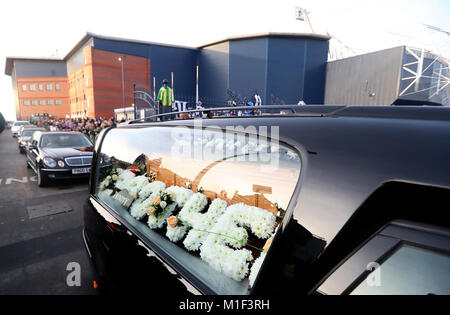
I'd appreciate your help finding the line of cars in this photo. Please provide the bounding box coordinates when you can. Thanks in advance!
[12,121,94,187]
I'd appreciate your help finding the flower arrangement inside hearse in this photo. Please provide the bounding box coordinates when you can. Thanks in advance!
[97,156,285,288]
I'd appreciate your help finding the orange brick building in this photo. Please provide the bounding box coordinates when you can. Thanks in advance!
[67,46,150,119]
[5,34,157,120]
[16,76,70,119]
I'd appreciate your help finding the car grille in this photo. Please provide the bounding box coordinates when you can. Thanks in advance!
[64,156,93,167]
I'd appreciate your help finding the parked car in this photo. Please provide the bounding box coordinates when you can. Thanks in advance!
[11,120,32,137]
[25,131,94,187]
[17,127,46,153]
[17,124,43,139]
[83,105,450,295]
[0,112,5,133]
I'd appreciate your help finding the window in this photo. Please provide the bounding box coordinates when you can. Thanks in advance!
[94,127,301,295]
[47,99,54,105]
[22,84,27,91]
[38,84,44,91]
[31,100,38,106]
[350,245,450,295]
[55,83,60,91]
[21,129,40,137]
[40,134,92,148]
[30,84,36,91]
[46,83,52,91]
[55,99,62,105]
[39,100,46,106]
[23,100,30,106]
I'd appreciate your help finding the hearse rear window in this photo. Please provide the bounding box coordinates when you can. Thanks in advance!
[94,126,301,294]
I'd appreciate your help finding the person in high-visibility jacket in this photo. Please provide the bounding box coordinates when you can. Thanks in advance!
[158,79,172,120]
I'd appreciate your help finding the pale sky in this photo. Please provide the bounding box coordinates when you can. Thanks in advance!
[1,0,449,120]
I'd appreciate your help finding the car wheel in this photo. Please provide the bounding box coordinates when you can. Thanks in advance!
[37,166,49,187]
[19,147,24,154]
[26,160,31,168]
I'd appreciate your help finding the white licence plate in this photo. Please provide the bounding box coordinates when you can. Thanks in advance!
[72,167,91,174]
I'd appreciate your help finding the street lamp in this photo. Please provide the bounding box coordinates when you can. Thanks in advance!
[118,56,126,119]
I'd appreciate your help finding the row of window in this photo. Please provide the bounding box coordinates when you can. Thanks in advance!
[23,99,62,106]
[71,94,87,103]
[69,77,89,89]
[22,83,61,92]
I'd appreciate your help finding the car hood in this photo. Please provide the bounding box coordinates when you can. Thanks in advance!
[40,147,94,159]
[20,136,32,142]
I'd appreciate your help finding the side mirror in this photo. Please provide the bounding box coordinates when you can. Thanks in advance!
[28,144,37,150]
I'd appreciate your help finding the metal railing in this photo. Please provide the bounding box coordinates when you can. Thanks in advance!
[126,105,340,124]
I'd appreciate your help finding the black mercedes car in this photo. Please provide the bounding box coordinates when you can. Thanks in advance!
[17,127,46,153]
[25,131,94,187]
[0,112,5,133]
[83,105,450,296]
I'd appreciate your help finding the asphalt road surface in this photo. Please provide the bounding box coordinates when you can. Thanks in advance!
[0,129,98,294]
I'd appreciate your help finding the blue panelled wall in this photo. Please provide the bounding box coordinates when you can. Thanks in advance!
[92,37,198,101]
[85,33,330,108]
[198,34,330,107]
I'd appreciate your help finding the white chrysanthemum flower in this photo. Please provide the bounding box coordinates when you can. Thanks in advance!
[166,225,187,243]
[147,203,177,229]
[200,239,252,281]
[198,202,275,281]
[181,198,227,251]
[225,203,276,239]
[249,253,266,287]
[139,181,166,199]
[166,186,193,207]
[122,175,148,196]
[129,196,154,220]
[178,193,207,222]
[114,170,136,190]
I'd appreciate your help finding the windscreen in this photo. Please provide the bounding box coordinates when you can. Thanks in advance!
[40,134,92,148]
[14,121,30,126]
[21,129,41,137]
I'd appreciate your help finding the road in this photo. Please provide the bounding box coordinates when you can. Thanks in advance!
[0,129,98,294]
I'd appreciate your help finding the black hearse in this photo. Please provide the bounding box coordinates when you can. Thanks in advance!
[83,105,450,295]
[25,131,94,187]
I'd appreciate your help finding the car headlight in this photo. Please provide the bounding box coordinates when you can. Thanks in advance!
[43,157,57,168]
[58,160,65,167]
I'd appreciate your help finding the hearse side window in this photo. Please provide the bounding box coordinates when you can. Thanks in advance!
[350,245,450,295]
[94,126,301,295]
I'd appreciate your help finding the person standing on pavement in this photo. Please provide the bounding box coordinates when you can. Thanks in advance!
[252,91,262,106]
[158,79,173,121]
[251,91,262,115]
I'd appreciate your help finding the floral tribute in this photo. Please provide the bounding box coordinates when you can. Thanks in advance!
[98,157,280,289]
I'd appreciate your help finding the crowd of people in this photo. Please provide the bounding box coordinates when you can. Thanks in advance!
[32,117,119,143]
